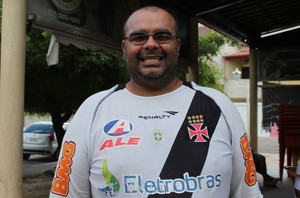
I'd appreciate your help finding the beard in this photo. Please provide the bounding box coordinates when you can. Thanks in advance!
[126,58,178,90]
[138,66,166,79]
[123,48,179,89]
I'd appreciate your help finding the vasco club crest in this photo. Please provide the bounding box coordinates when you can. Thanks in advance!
[187,115,209,142]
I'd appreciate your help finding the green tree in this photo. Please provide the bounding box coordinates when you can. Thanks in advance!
[198,31,236,91]
[25,29,129,150]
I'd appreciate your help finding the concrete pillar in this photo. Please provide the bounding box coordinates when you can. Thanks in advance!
[249,48,258,151]
[0,0,26,197]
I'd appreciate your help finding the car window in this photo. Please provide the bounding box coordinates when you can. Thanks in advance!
[24,124,54,134]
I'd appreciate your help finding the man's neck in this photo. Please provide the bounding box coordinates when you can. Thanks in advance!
[125,78,183,96]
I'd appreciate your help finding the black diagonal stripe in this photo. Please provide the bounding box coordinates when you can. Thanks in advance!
[148,90,221,197]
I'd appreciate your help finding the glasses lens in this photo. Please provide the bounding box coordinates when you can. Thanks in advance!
[126,31,175,45]
[153,31,173,44]
[129,33,148,45]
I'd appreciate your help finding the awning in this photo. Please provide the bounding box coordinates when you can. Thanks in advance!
[223,49,249,61]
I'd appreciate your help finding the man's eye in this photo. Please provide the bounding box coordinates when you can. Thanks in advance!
[130,34,147,41]
[155,32,172,40]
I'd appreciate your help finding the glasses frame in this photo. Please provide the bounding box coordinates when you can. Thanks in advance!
[123,31,177,46]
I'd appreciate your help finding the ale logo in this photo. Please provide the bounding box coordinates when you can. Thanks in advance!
[103,119,134,136]
[100,120,140,151]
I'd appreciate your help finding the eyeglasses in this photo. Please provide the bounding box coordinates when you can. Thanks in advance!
[124,31,177,45]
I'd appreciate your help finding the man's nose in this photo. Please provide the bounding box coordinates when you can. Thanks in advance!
[143,35,159,50]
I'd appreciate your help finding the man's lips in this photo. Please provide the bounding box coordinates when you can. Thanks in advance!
[138,51,165,62]
[141,56,163,62]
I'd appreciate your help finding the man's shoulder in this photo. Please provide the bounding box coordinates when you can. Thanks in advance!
[80,84,121,108]
[186,81,234,109]
[187,82,227,99]
[89,84,120,99]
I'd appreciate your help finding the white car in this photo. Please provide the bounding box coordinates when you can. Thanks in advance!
[23,121,69,160]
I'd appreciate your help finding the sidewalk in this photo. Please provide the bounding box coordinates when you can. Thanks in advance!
[23,162,56,198]
[23,161,57,178]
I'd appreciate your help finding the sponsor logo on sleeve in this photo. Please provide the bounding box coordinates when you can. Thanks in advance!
[240,133,257,186]
[51,141,76,196]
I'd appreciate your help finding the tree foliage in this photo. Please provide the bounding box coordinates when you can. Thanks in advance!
[25,29,129,146]
[198,31,237,91]
[25,30,128,115]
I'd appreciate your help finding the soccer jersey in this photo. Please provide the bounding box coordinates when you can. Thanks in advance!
[49,82,262,198]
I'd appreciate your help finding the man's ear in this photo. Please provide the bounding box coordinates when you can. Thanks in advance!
[177,38,181,53]
[122,40,126,56]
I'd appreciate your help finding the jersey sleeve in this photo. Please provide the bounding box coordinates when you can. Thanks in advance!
[191,82,263,198]
[49,86,118,198]
[223,100,262,198]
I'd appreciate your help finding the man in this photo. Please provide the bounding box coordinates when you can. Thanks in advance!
[49,6,263,197]
[252,150,279,187]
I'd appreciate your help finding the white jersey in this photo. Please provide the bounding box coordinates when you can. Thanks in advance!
[50,82,263,198]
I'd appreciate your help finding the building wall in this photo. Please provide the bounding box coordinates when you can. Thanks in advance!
[198,24,262,100]
[198,23,263,135]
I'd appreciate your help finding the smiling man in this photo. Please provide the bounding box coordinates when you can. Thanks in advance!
[122,6,182,95]
[50,5,262,198]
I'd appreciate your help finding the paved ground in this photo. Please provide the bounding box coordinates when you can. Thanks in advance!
[22,136,296,197]
[22,171,54,198]
[257,136,295,198]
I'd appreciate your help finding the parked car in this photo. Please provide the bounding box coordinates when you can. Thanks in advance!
[23,121,69,160]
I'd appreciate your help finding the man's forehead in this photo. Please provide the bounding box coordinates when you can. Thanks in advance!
[125,8,175,32]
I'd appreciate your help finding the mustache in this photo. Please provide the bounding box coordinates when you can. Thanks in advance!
[137,50,166,59]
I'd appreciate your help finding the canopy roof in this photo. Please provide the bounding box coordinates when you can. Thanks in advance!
[161,0,300,47]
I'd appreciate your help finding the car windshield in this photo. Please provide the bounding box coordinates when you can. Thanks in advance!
[24,123,53,134]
